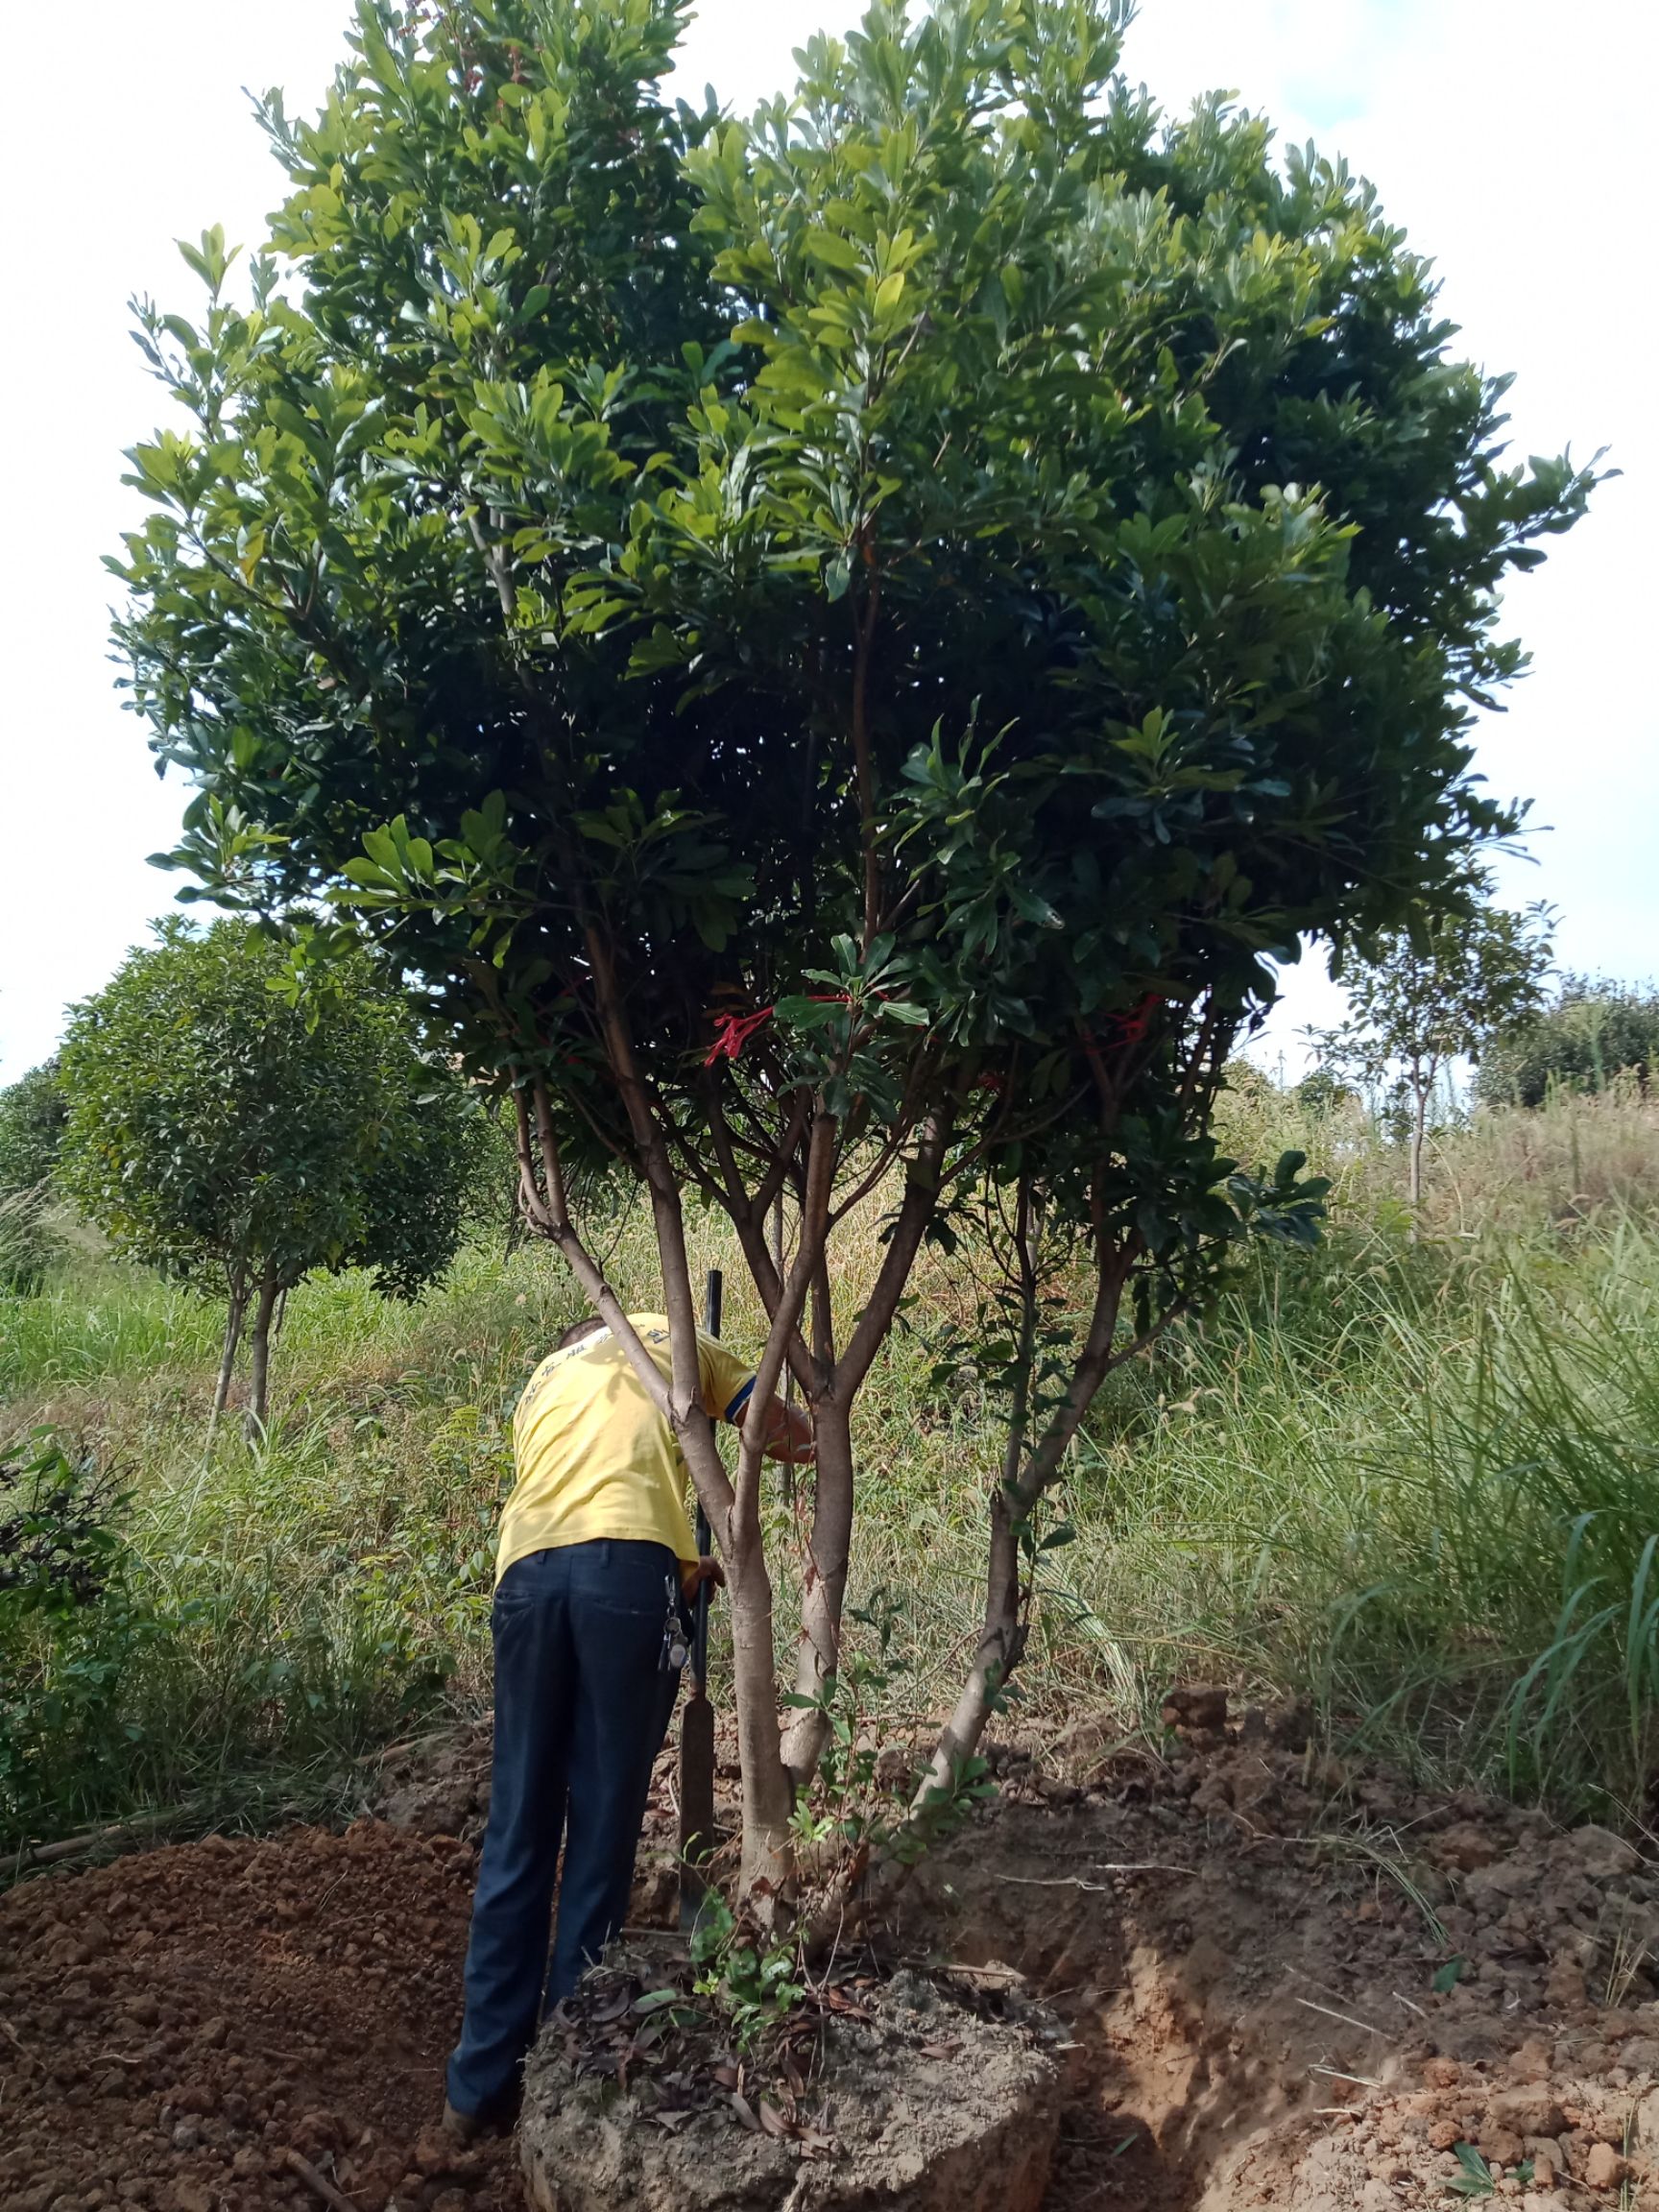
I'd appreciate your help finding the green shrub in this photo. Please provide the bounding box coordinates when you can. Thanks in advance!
[0,1432,139,1838]
[1479,976,1659,1108]
[0,1418,487,1854]
[0,1061,66,1196]
[0,1189,62,1297]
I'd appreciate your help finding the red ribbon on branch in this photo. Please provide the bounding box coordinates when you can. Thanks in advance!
[705,1007,777,1065]
[704,994,861,1068]
[1107,991,1166,1046]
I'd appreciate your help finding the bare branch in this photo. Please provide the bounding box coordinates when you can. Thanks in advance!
[732,1113,835,1528]
[836,1102,957,1395]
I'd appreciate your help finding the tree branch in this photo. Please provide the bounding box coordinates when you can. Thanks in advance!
[835,1102,956,1396]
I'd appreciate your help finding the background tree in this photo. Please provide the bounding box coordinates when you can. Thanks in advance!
[58,919,485,1431]
[1477,975,1659,1108]
[0,1063,67,1198]
[1311,887,1553,1210]
[113,0,1596,1896]
[0,1065,69,1298]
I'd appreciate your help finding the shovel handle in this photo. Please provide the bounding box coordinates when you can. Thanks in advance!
[693,1269,722,1692]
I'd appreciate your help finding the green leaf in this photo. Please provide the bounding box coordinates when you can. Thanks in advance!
[1445,2141,1494,2198]
[805,228,864,276]
[874,269,906,319]
[1431,1955,1466,1994]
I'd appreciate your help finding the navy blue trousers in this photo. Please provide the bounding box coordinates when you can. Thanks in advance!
[445,1539,683,2117]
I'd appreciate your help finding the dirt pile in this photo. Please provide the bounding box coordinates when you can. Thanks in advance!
[3,1702,1656,2212]
[0,1820,520,2212]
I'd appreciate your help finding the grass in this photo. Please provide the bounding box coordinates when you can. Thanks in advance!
[4,1082,1659,1856]
[1047,1214,1659,1809]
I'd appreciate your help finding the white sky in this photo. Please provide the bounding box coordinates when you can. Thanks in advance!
[1,0,1650,1083]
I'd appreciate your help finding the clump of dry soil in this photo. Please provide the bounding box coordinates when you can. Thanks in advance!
[0,1820,521,2212]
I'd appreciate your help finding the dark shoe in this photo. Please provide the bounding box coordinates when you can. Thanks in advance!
[441,2099,483,2145]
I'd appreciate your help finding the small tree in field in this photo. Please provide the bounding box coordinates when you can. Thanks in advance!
[1310,889,1552,1210]
[58,920,484,1431]
[112,0,1595,1897]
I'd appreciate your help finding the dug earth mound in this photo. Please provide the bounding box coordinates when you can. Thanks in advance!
[1,1701,1656,2210]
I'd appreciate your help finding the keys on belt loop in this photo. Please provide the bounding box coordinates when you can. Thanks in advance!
[660,1573,690,1674]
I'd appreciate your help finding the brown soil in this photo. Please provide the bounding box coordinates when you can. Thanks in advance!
[4,1699,1658,2212]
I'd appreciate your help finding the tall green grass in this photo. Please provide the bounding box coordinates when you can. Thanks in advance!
[4,1086,1659,1851]
[1016,1215,1659,1815]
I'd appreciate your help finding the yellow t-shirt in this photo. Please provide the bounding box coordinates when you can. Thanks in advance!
[495,1313,756,1585]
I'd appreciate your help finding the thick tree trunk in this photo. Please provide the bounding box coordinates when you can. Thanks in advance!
[244,1266,280,1439]
[780,1393,854,1783]
[208,1273,249,1438]
[726,1524,798,1901]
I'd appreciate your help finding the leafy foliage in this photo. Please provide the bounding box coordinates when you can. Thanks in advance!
[687,1894,808,2050]
[1478,974,1659,1108]
[0,1061,67,1196]
[108,0,1598,1861]
[56,918,486,1422]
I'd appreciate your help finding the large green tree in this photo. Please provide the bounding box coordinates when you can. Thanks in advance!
[112,0,1596,1892]
[59,920,485,1431]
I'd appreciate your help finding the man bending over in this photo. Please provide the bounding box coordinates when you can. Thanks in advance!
[444,1308,812,2134]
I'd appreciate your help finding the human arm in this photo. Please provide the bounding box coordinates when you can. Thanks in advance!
[697,1329,816,1466]
[679,1553,726,1602]
[736,1392,816,1466]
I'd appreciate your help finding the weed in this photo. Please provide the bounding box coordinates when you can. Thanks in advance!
[1445,2141,1497,2198]
[1604,1911,1652,2010]
[0,1190,62,1299]
[688,1895,807,2050]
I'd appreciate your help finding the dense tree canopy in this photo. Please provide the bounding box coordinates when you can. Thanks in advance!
[58,919,484,1428]
[119,1,1592,1113]
[111,0,1598,1885]
[0,1064,67,1199]
[1477,976,1659,1108]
